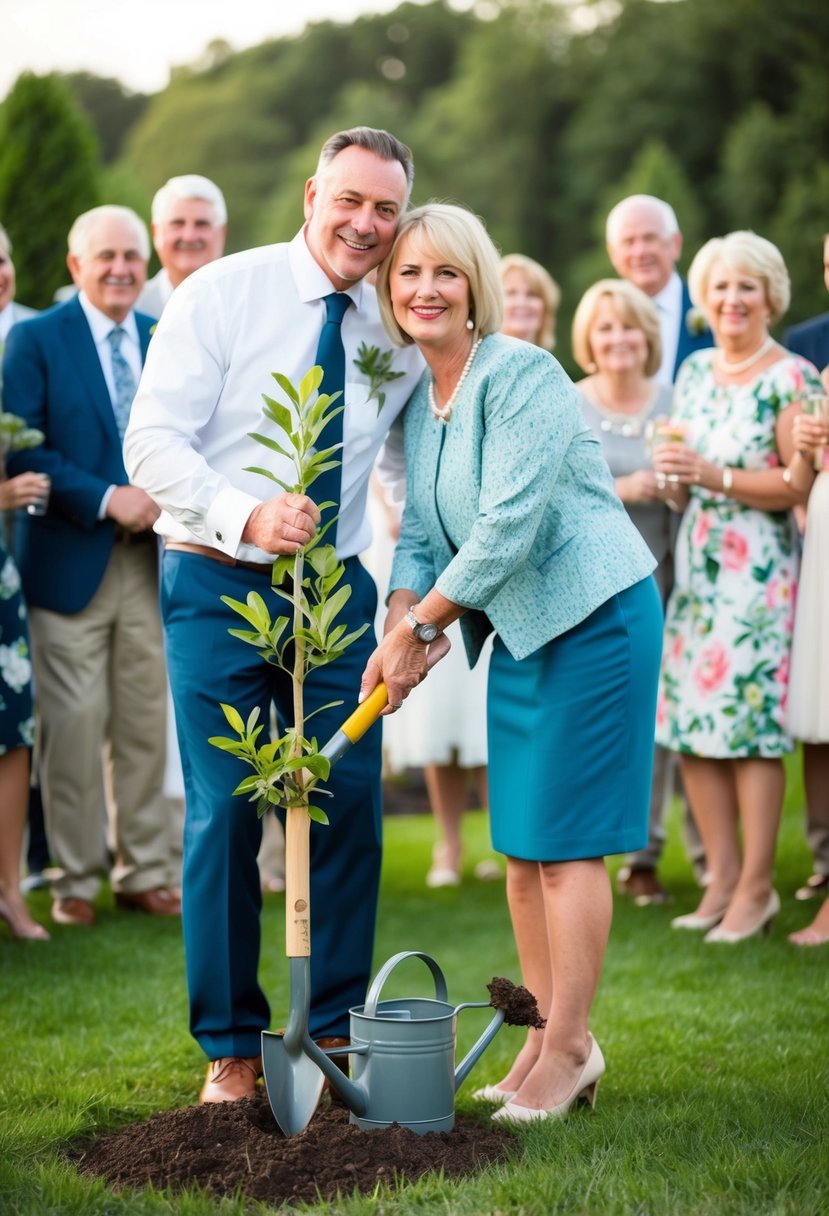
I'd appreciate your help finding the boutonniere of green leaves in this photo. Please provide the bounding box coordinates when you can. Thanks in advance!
[353,342,405,415]
[686,307,708,337]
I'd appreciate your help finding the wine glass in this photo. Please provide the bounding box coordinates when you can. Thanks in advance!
[804,394,829,471]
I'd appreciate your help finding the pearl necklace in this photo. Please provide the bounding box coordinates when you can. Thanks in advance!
[716,335,775,376]
[428,339,482,424]
[587,383,659,438]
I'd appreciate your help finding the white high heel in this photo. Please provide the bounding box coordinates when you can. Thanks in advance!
[470,1083,516,1104]
[704,890,780,943]
[492,1037,605,1124]
[671,909,726,931]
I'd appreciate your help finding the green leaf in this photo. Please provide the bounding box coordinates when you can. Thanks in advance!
[219,703,246,734]
[271,372,300,406]
[299,365,324,400]
[233,775,262,795]
[308,805,330,825]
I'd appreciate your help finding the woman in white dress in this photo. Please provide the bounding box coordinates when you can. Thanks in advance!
[786,405,829,945]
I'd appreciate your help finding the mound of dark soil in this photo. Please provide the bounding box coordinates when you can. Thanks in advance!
[71,1092,515,1208]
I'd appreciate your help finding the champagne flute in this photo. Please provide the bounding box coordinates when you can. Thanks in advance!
[804,394,829,471]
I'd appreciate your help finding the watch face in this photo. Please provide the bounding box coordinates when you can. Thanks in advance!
[415,622,440,643]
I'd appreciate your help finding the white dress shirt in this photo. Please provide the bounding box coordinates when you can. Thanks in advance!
[652,271,683,388]
[125,230,423,562]
[136,269,174,320]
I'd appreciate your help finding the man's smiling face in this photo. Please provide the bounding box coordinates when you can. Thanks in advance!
[303,144,408,291]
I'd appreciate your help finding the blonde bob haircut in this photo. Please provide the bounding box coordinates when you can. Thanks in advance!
[688,230,790,325]
[500,253,561,350]
[571,278,662,378]
[376,202,504,346]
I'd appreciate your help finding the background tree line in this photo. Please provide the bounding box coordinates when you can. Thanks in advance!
[1,0,827,373]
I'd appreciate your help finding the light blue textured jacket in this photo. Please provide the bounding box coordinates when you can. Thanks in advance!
[389,332,657,665]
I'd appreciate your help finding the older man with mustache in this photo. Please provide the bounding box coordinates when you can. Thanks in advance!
[137,175,227,320]
[2,205,175,928]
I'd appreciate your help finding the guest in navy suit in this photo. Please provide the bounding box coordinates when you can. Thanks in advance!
[785,232,829,386]
[3,205,175,929]
[604,193,711,904]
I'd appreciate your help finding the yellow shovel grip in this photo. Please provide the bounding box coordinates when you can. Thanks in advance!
[340,682,388,744]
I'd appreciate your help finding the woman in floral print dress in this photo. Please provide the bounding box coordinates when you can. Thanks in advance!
[0,470,48,940]
[652,231,821,944]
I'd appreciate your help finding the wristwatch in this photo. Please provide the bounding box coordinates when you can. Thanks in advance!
[404,608,441,643]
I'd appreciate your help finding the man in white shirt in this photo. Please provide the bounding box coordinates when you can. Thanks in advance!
[137,175,227,320]
[125,127,423,1104]
[606,194,712,388]
[0,223,37,353]
[3,206,175,928]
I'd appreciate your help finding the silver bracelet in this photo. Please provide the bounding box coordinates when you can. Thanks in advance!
[722,466,733,493]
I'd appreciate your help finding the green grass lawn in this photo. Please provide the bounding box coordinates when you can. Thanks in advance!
[2,756,828,1215]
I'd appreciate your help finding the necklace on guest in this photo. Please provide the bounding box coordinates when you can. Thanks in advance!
[716,334,776,376]
[428,339,482,424]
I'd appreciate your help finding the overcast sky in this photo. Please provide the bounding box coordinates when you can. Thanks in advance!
[3,0,479,98]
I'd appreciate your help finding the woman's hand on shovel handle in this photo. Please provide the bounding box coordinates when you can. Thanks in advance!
[360,590,455,715]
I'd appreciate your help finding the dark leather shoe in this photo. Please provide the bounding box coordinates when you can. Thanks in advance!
[199,1055,262,1103]
[316,1036,350,1104]
[52,897,96,927]
[115,887,181,916]
[616,866,670,906]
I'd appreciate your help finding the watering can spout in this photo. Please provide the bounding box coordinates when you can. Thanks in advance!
[454,1004,506,1092]
[299,1038,369,1117]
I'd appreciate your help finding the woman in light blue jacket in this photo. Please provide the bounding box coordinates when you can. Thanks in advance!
[360,203,661,1124]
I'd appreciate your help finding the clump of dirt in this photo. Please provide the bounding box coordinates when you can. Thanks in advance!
[487,977,547,1029]
[70,1092,515,1208]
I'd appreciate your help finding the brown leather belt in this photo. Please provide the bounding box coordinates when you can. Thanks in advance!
[164,540,276,574]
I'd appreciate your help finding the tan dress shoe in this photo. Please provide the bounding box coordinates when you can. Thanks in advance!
[114,887,182,916]
[199,1055,262,1103]
[51,898,96,927]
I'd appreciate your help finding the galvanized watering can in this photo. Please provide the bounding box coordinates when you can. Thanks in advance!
[267,950,506,1134]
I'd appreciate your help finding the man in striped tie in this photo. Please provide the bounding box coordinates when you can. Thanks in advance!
[3,205,175,929]
[125,128,424,1104]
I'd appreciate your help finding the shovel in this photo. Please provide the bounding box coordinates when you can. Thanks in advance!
[263,681,388,1135]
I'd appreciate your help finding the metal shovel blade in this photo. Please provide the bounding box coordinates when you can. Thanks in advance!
[262,1028,326,1137]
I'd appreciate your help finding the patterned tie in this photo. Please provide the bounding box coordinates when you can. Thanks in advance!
[311,293,352,543]
[107,326,138,441]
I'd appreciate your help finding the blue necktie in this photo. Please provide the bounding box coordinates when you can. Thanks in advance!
[311,293,352,543]
[107,326,138,441]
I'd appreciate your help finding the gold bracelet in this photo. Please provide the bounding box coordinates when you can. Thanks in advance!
[722,466,733,493]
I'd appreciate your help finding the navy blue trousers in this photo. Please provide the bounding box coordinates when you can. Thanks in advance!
[161,551,382,1058]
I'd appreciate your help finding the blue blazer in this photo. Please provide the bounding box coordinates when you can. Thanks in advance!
[2,295,154,613]
[784,312,829,372]
[673,279,713,379]
[390,333,656,665]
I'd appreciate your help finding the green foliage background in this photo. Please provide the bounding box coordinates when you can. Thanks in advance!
[2,0,827,355]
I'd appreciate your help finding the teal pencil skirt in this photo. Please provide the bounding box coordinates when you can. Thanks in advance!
[487,576,662,862]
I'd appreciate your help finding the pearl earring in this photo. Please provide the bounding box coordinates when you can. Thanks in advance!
[466,318,474,331]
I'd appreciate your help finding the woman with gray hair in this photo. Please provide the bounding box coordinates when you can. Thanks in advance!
[361,202,662,1123]
[651,231,822,942]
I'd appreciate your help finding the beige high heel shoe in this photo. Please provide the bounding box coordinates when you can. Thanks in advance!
[470,1083,516,1104]
[704,890,780,943]
[492,1037,605,1124]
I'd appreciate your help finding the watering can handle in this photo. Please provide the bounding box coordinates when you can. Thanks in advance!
[363,950,449,1017]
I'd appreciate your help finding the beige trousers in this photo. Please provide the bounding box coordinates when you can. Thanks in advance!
[29,543,168,901]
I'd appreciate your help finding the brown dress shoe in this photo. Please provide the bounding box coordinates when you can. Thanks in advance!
[51,898,96,927]
[316,1036,350,1104]
[616,867,670,906]
[114,887,182,916]
[199,1055,262,1103]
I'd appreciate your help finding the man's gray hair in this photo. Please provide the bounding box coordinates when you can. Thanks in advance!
[67,206,150,260]
[315,127,414,202]
[151,175,227,226]
[606,194,680,244]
